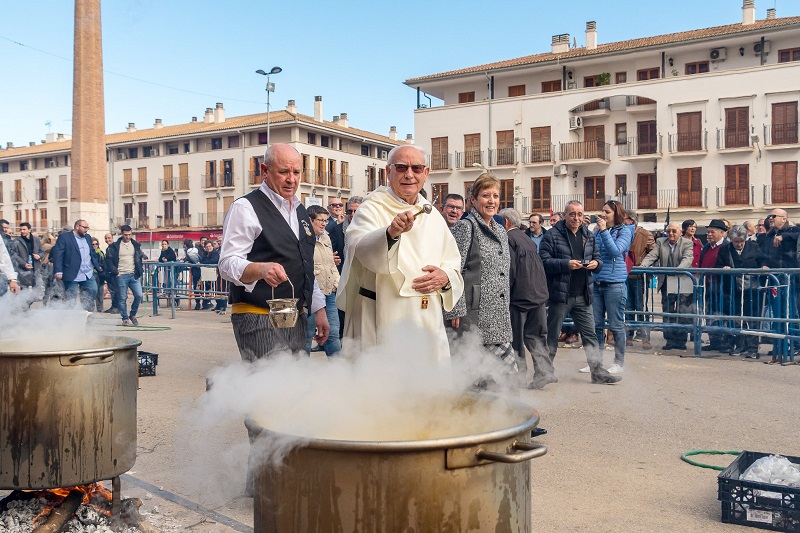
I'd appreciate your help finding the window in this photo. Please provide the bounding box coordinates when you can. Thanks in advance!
[458,92,475,103]
[615,123,627,145]
[583,125,605,159]
[14,179,21,202]
[499,179,514,209]
[724,107,749,148]
[366,167,377,191]
[228,135,240,149]
[508,85,525,97]
[685,61,710,75]
[677,112,703,151]
[677,167,703,207]
[250,156,263,184]
[778,48,800,63]
[361,144,370,156]
[431,137,449,170]
[378,168,387,187]
[464,133,481,167]
[60,206,68,227]
[637,174,657,209]
[15,210,21,228]
[0,163,7,173]
[128,148,138,159]
[584,75,598,88]
[39,208,47,230]
[584,176,605,212]
[222,159,234,187]
[183,142,191,153]
[44,157,54,168]
[211,138,222,150]
[541,80,561,93]
[725,165,749,205]
[430,183,448,209]
[137,167,147,193]
[0,182,3,203]
[58,174,68,199]
[308,133,317,145]
[258,132,268,145]
[463,181,475,211]
[530,126,552,162]
[137,203,148,228]
[179,199,190,225]
[530,177,551,211]
[637,67,660,80]
[163,200,174,225]
[123,202,133,220]
[167,142,179,155]
[615,175,627,196]
[178,163,189,189]
[771,162,798,204]
[143,146,155,157]
[205,161,217,188]
[637,121,658,154]
[37,178,47,201]
[495,130,514,165]
[163,165,174,191]
[321,136,330,148]
[772,102,798,144]
[19,161,28,171]
[615,72,627,84]
[122,168,133,194]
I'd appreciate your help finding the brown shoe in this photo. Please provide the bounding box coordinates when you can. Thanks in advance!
[558,332,568,342]
[566,334,579,344]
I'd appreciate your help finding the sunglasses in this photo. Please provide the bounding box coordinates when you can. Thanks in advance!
[391,164,426,174]
[329,203,343,207]
[346,210,355,215]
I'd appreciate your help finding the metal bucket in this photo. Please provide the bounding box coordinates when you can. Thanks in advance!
[246,394,546,533]
[266,280,299,329]
[0,336,140,489]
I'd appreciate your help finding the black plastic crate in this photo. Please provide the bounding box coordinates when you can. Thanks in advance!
[138,351,159,377]
[718,450,800,532]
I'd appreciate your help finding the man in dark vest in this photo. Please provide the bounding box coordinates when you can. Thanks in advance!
[698,219,730,353]
[219,143,330,362]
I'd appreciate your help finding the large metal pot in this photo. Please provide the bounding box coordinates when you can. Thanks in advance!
[0,336,140,489]
[246,394,546,533]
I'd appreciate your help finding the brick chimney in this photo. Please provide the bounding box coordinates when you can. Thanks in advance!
[339,113,349,128]
[286,99,297,114]
[742,0,755,25]
[203,108,214,124]
[213,102,225,123]
[551,34,570,53]
[767,7,776,18]
[389,126,398,141]
[127,122,136,133]
[314,96,323,122]
[586,21,597,50]
[154,118,163,129]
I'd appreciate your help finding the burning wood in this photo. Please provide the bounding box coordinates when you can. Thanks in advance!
[32,490,82,533]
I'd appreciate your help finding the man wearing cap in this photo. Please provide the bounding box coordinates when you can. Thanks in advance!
[699,219,731,352]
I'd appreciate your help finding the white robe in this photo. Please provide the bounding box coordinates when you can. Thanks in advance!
[336,187,464,363]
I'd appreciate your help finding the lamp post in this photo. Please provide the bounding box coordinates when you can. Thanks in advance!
[255,66,282,146]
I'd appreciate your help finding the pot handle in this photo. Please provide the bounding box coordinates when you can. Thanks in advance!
[476,441,548,464]
[63,351,115,366]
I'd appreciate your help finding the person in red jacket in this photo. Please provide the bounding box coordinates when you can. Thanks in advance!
[698,219,730,353]
[682,219,702,268]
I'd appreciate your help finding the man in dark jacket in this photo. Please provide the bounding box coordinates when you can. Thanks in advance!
[104,225,144,326]
[539,200,620,384]
[500,208,556,390]
[52,219,102,311]
[10,222,42,292]
[698,219,730,352]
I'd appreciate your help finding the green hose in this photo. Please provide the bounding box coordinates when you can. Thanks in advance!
[681,450,741,471]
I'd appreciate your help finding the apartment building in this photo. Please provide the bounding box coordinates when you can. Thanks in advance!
[405,1,800,224]
[0,97,402,245]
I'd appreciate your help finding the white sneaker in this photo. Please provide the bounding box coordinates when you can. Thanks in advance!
[607,363,624,374]
[578,365,591,373]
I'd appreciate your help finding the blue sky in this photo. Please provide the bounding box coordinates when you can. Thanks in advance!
[1,0,795,147]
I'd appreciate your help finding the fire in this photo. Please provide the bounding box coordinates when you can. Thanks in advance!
[24,482,113,523]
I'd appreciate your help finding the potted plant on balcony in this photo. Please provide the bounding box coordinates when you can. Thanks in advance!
[595,72,611,86]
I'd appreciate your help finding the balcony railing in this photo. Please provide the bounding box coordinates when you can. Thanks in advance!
[428,153,452,171]
[115,217,149,229]
[626,96,656,106]
[159,178,175,192]
[668,131,707,152]
[56,186,68,200]
[455,150,484,169]
[617,136,661,157]
[717,129,751,149]
[220,172,235,188]
[716,185,754,207]
[616,191,639,212]
[764,123,799,146]
[559,141,610,161]
[249,170,262,185]
[13,190,22,203]
[178,215,191,226]
[572,98,611,113]
[640,188,708,209]
[488,147,516,166]
[198,212,224,227]
[35,187,47,201]
[202,173,217,188]
[176,176,190,191]
[551,193,584,212]
[764,184,798,205]
[520,144,554,164]
[120,181,148,195]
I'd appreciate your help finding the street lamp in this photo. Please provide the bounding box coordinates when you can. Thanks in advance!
[255,66,282,146]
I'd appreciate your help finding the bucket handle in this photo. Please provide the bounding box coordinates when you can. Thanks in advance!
[271,279,295,300]
[476,441,547,463]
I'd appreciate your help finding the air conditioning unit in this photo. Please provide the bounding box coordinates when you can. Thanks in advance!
[567,81,577,90]
[710,48,727,61]
[753,41,771,55]
[151,148,159,156]
[553,164,568,177]
[48,161,57,168]
[569,116,583,130]
[117,152,127,160]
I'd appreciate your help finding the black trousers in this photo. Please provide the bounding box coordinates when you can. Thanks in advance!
[511,303,555,379]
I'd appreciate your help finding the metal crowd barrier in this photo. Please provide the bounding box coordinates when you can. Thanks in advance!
[142,261,230,319]
[623,266,800,363]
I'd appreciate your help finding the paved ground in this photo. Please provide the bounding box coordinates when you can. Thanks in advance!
[4,302,799,532]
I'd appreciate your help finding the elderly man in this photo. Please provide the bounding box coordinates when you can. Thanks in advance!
[640,222,694,350]
[699,219,731,353]
[337,145,463,363]
[500,208,555,389]
[526,214,547,248]
[51,219,102,311]
[325,198,346,233]
[219,143,330,362]
[440,193,465,228]
[539,201,619,384]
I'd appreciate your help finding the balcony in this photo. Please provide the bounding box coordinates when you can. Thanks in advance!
[637,188,708,210]
[625,96,657,111]
[177,176,190,191]
[116,217,149,230]
[559,141,610,162]
[668,131,708,153]
[488,147,516,166]
[455,150,484,169]
[763,184,798,205]
[764,123,799,147]
[159,178,176,192]
[35,187,48,202]
[617,136,662,158]
[119,181,147,195]
[572,97,611,114]
[717,129,752,150]
[178,216,191,227]
[249,170,262,186]
[551,193,584,212]
[520,144,554,164]
[301,169,314,184]
[716,185,754,207]
[198,212,224,227]
[616,191,639,212]
[13,191,22,203]
[56,186,68,200]
[220,172,235,188]
[202,173,218,189]
[428,153,452,171]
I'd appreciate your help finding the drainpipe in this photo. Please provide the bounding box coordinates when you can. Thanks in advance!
[661,52,666,78]
[237,129,247,197]
[486,73,494,155]
[416,87,420,109]
[107,148,114,231]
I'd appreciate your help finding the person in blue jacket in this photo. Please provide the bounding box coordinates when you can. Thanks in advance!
[584,200,634,375]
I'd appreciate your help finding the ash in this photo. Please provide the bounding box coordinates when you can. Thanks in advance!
[0,497,139,533]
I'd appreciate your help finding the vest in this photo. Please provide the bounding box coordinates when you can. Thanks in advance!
[229,189,316,310]
[699,243,722,269]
